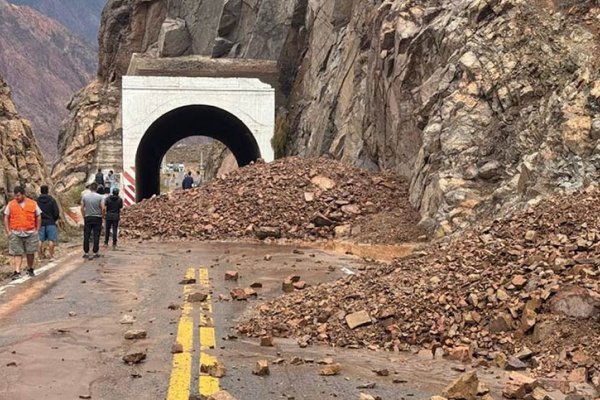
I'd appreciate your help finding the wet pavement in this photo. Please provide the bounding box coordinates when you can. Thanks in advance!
[0,241,508,399]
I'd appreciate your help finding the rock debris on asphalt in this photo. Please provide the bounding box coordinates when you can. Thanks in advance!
[121,157,424,243]
[237,189,600,385]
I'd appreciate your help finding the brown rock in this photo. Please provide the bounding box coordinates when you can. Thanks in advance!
[208,390,237,400]
[225,271,239,281]
[260,336,274,347]
[124,329,147,340]
[171,343,183,354]
[187,292,208,302]
[345,311,372,329]
[230,288,248,301]
[503,372,539,399]
[568,367,588,383]
[447,346,472,363]
[201,361,226,378]
[293,281,307,290]
[550,286,600,318]
[512,275,528,289]
[282,279,294,293]
[253,360,270,376]
[319,363,342,376]
[489,313,514,333]
[123,351,147,365]
[441,371,479,400]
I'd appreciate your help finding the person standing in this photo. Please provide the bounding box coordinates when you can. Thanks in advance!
[94,168,105,186]
[182,171,193,190]
[106,170,116,192]
[37,185,60,259]
[3,186,42,279]
[104,188,123,250]
[81,182,105,260]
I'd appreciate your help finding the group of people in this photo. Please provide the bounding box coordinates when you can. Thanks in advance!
[2,169,124,280]
[81,172,124,260]
[182,170,203,190]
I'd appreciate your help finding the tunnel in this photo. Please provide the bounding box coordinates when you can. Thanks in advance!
[135,105,261,201]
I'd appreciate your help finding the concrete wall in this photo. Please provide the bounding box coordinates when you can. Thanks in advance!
[121,75,275,204]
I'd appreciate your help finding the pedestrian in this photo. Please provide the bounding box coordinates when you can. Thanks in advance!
[3,186,42,279]
[81,182,105,260]
[81,183,91,200]
[104,188,123,250]
[182,171,193,190]
[37,185,60,259]
[106,170,116,192]
[94,168,104,186]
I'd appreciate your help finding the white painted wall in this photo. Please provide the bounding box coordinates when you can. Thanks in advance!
[121,76,275,204]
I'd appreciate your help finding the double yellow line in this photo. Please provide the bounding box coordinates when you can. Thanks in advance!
[166,268,220,400]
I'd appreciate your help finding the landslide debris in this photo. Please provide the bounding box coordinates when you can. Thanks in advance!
[121,157,424,244]
[237,189,600,383]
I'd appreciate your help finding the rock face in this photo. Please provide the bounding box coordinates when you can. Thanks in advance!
[0,75,50,208]
[54,0,600,232]
[0,0,95,158]
[286,0,600,233]
[52,0,306,194]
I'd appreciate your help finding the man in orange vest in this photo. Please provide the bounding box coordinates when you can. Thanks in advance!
[3,186,42,280]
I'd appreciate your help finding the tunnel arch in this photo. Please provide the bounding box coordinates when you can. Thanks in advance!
[135,105,261,201]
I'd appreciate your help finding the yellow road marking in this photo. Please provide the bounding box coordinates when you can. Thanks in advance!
[198,267,220,396]
[166,268,196,400]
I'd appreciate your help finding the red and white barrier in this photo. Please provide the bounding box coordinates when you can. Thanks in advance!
[122,167,136,206]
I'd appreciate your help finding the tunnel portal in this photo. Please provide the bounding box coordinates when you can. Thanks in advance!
[135,105,260,201]
[121,71,276,205]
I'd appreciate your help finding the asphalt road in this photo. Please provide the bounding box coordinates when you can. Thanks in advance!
[0,241,507,400]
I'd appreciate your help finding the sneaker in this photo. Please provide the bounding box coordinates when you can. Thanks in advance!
[11,271,21,280]
[82,253,89,259]
[93,253,100,259]
[112,244,117,251]
[26,268,35,277]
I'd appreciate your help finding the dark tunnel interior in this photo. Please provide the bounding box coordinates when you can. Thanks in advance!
[135,105,261,201]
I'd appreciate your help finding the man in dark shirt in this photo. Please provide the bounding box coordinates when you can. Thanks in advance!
[94,169,105,186]
[182,171,194,190]
[104,188,124,249]
[37,185,60,259]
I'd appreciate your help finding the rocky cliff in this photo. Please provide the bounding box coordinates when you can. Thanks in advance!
[0,0,95,158]
[53,0,600,233]
[286,0,600,235]
[0,75,50,208]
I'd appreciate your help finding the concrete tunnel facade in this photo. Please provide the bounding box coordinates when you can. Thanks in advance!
[121,75,275,204]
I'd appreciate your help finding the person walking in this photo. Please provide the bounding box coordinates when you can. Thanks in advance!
[37,185,60,259]
[182,171,193,190]
[81,182,105,260]
[3,186,42,279]
[94,168,105,186]
[104,188,123,250]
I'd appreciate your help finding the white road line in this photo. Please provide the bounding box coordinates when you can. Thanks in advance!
[0,256,66,296]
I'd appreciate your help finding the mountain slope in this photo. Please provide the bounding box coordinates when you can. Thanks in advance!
[0,74,50,207]
[8,0,106,44]
[0,0,96,159]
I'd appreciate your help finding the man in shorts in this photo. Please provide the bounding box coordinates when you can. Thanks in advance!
[37,185,60,259]
[3,186,42,279]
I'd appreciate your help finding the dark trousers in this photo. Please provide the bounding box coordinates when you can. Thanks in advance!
[83,216,102,254]
[104,219,119,246]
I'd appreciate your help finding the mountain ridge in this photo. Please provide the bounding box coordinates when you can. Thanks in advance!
[0,0,96,159]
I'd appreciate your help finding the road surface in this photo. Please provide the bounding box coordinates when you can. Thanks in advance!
[0,241,507,399]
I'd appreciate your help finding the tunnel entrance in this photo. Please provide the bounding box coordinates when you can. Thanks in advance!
[135,105,260,201]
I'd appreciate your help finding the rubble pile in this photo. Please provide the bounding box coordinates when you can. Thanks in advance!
[237,189,600,383]
[121,157,424,243]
